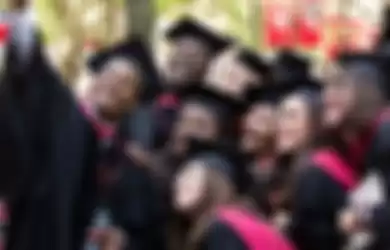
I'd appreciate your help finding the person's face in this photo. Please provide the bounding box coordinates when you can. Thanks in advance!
[92,59,140,119]
[205,50,259,99]
[322,69,356,129]
[165,38,210,86]
[172,102,218,152]
[277,95,312,154]
[173,161,207,213]
[241,104,276,154]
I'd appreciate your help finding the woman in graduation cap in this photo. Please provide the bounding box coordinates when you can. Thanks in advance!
[169,141,294,250]
[287,55,386,250]
[153,17,232,149]
[321,54,390,250]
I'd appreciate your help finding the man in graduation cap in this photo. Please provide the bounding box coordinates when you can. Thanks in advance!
[153,17,232,149]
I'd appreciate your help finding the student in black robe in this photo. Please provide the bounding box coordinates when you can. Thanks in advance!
[154,17,232,149]
[288,54,384,250]
[170,143,294,250]
[240,85,286,215]
[322,54,390,250]
[83,39,167,250]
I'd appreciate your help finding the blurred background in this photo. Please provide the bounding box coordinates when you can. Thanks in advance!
[0,0,387,88]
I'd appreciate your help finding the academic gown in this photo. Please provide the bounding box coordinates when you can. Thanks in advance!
[3,35,99,250]
[289,151,351,250]
[198,221,247,250]
[106,153,166,250]
[359,117,390,250]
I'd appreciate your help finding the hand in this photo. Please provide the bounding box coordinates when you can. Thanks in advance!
[125,142,151,167]
[101,227,127,250]
[338,209,361,234]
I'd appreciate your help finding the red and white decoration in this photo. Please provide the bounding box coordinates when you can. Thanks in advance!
[0,23,10,73]
[263,1,296,49]
[297,0,323,49]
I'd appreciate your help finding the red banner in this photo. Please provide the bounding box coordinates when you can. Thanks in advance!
[263,2,296,48]
[297,0,323,49]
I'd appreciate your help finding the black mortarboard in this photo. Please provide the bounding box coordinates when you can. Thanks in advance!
[165,17,232,54]
[180,84,246,123]
[273,50,310,85]
[238,49,271,85]
[87,37,162,102]
[186,139,249,193]
[245,85,288,106]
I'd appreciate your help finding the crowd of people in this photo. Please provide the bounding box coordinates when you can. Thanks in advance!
[2,8,390,250]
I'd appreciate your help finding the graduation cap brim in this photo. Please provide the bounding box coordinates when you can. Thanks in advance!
[238,49,270,77]
[180,84,246,115]
[165,17,232,54]
[87,37,162,102]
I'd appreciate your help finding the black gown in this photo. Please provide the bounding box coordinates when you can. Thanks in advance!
[198,220,247,250]
[3,33,99,250]
[361,118,390,250]
[289,165,347,250]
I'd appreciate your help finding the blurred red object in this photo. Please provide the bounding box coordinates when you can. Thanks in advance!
[297,0,323,49]
[0,24,9,44]
[263,3,296,48]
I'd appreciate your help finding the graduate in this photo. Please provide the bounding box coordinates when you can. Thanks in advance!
[240,85,285,215]
[170,142,294,250]
[322,54,390,250]
[153,84,245,197]
[288,54,384,250]
[154,17,232,149]
[83,39,167,250]
[205,48,271,101]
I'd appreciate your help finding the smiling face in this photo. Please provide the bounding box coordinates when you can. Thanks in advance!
[241,103,276,154]
[173,160,208,213]
[165,38,211,86]
[277,94,314,154]
[91,58,141,120]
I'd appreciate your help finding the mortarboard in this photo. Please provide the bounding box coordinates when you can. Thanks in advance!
[238,49,270,74]
[273,50,310,85]
[87,37,162,102]
[186,139,249,193]
[179,84,246,123]
[165,17,232,55]
[238,48,271,85]
[245,85,287,107]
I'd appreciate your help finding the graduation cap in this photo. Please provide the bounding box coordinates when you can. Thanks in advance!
[186,139,250,193]
[273,50,310,85]
[87,37,162,102]
[180,84,246,124]
[245,85,287,107]
[165,17,232,55]
[238,49,271,85]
